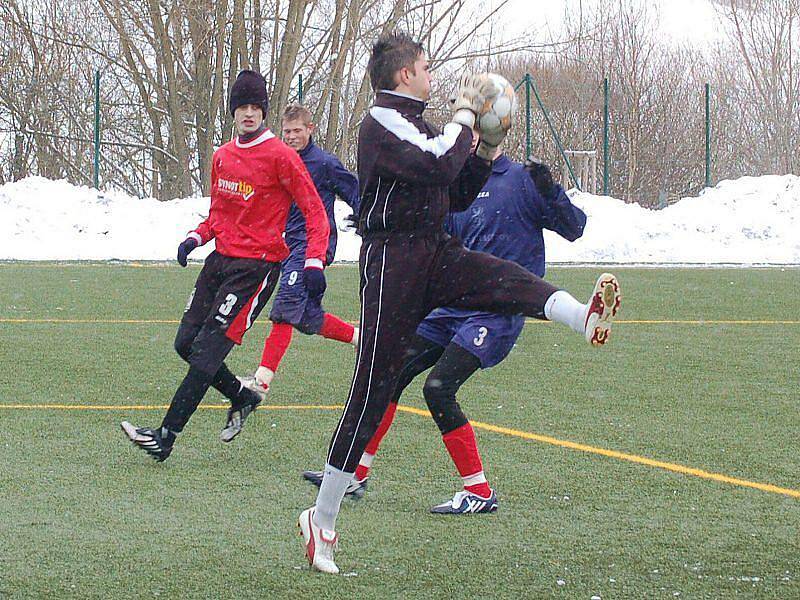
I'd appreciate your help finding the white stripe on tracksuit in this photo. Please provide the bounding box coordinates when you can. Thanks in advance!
[326,241,388,470]
[245,269,275,330]
[366,178,381,230]
[382,180,396,228]
[327,241,373,463]
[369,106,462,158]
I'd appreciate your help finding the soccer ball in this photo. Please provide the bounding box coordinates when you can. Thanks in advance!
[479,73,518,131]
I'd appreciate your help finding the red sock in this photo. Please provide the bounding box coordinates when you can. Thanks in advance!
[354,402,398,480]
[319,313,355,343]
[442,423,492,498]
[260,322,293,371]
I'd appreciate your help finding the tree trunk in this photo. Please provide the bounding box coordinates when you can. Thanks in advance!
[268,0,310,129]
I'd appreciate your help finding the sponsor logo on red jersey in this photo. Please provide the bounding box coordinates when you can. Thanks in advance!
[218,177,256,201]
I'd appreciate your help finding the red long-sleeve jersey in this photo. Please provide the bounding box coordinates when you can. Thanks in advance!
[188,129,330,264]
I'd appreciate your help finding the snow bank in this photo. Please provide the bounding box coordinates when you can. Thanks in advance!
[1,174,798,264]
[548,175,800,264]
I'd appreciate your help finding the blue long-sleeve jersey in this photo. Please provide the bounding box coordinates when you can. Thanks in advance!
[284,139,360,264]
[445,154,586,277]
[416,154,588,366]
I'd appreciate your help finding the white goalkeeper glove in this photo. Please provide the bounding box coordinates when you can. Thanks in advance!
[475,118,509,161]
[450,72,497,129]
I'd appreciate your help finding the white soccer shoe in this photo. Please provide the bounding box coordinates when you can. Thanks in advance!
[298,507,339,574]
[584,273,621,347]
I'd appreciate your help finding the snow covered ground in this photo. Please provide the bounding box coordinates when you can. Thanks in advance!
[0,174,798,264]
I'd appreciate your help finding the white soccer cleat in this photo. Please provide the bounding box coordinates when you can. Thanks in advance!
[583,273,621,347]
[298,507,339,574]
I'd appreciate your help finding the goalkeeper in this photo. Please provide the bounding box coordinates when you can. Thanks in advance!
[298,31,622,575]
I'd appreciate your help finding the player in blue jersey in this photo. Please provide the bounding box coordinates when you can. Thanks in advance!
[304,145,596,513]
[232,104,361,439]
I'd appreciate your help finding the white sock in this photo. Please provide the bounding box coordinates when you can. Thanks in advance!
[358,452,374,469]
[254,366,274,388]
[314,463,353,532]
[544,290,587,335]
[462,470,487,487]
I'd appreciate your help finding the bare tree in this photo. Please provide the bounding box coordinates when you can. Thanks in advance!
[716,0,799,173]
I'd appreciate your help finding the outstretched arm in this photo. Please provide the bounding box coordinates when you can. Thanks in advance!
[525,160,586,241]
[329,155,360,213]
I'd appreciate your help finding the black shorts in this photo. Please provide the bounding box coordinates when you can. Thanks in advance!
[182,251,280,345]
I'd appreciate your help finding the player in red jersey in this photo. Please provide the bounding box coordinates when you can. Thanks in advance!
[120,70,330,460]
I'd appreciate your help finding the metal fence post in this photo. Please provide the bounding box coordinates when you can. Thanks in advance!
[93,69,101,190]
[298,73,304,104]
[525,74,532,160]
[705,82,711,188]
[603,76,609,195]
[528,75,580,190]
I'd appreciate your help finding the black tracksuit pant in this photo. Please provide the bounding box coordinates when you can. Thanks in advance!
[326,232,557,472]
[162,252,280,433]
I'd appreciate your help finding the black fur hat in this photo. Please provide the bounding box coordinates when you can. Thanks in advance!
[229,70,269,117]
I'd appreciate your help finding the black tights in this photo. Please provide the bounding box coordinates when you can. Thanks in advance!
[390,335,481,435]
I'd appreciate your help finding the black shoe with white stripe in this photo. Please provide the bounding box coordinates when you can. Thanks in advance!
[302,470,368,499]
[220,393,261,443]
[430,489,498,514]
[120,421,173,462]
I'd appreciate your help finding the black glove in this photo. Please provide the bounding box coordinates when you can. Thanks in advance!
[525,159,557,199]
[177,237,198,267]
[304,266,326,298]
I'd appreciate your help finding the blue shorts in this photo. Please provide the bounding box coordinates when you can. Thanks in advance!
[268,245,325,334]
[416,308,525,368]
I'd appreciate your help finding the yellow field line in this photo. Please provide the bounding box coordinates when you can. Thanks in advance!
[0,403,342,411]
[1,318,798,325]
[1,401,797,500]
[395,405,800,500]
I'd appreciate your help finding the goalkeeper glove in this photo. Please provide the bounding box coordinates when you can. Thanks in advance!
[450,72,497,128]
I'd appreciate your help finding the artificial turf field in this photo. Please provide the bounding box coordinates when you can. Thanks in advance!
[0,263,798,599]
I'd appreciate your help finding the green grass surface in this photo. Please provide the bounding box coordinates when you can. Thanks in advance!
[1,263,798,598]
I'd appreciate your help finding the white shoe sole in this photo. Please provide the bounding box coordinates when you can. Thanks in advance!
[120,420,145,442]
[219,422,241,443]
[584,273,621,347]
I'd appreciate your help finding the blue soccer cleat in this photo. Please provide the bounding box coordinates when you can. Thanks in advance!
[430,489,498,514]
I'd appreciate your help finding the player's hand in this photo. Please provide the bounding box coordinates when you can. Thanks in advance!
[475,111,512,161]
[475,125,508,161]
[304,265,326,298]
[451,72,496,128]
[338,212,358,232]
[525,159,557,198]
[176,237,199,267]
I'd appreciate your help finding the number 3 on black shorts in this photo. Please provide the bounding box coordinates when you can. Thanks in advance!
[218,293,238,316]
